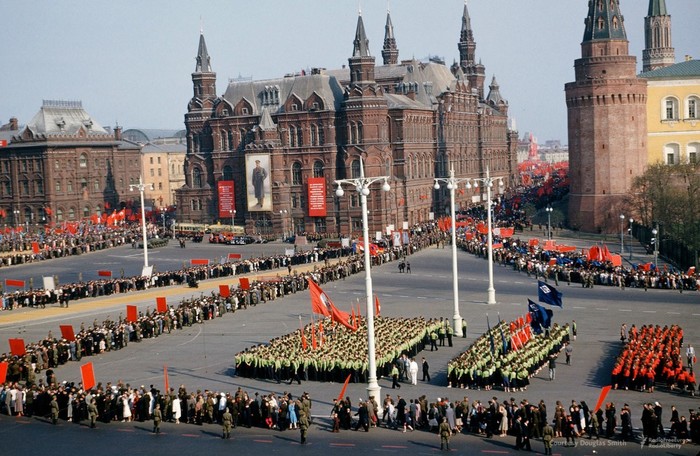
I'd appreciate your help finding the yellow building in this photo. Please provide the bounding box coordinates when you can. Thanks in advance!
[640,58,700,165]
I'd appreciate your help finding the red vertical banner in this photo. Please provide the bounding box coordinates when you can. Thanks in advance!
[81,362,96,391]
[307,177,327,217]
[60,325,75,342]
[126,305,138,323]
[219,284,230,298]
[217,180,235,219]
[239,277,250,290]
[156,297,167,313]
[0,362,7,383]
[9,338,25,356]
[32,242,40,254]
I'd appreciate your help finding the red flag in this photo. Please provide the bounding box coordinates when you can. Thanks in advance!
[126,305,138,323]
[97,270,112,277]
[5,279,25,288]
[32,242,40,254]
[308,279,332,317]
[60,325,75,342]
[164,365,170,393]
[374,295,381,316]
[330,303,356,332]
[311,323,317,350]
[81,362,96,391]
[9,338,25,356]
[0,362,7,384]
[239,277,250,290]
[593,385,612,413]
[191,259,209,265]
[156,297,167,313]
[227,253,242,260]
[301,328,308,350]
[218,284,230,298]
[336,373,353,403]
[351,307,356,328]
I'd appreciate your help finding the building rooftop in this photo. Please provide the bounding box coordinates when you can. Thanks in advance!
[639,59,700,79]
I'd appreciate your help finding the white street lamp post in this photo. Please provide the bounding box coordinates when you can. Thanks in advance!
[279,209,287,239]
[619,214,625,254]
[467,167,504,305]
[545,206,553,240]
[335,158,390,400]
[230,209,236,230]
[130,176,154,271]
[652,226,658,266]
[434,164,471,337]
[628,218,634,260]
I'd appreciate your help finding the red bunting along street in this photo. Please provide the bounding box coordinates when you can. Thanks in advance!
[233,317,443,384]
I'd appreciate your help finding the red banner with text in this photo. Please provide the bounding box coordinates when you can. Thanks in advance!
[307,177,327,217]
[217,180,235,220]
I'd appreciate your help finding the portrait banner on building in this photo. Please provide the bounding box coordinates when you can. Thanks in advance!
[217,180,235,219]
[307,177,327,217]
[245,154,271,212]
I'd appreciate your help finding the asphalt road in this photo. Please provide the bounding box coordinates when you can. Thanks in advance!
[1,238,698,455]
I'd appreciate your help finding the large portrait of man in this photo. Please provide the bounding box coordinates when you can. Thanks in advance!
[246,154,271,212]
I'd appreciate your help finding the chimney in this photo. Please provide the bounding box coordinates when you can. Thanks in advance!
[9,117,18,130]
[686,55,693,62]
[114,125,122,141]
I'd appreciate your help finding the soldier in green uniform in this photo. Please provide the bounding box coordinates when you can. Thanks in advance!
[50,395,59,425]
[153,403,162,434]
[222,407,233,439]
[542,421,554,455]
[88,398,98,428]
[298,402,310,444]
[439,416,452,451]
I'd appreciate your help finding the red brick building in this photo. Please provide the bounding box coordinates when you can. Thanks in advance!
[176,5,518,236]
[0,101,142,228]
[566,0,648,233]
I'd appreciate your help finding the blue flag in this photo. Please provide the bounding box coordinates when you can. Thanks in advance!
[528,299,553,334]
[538,280,563,308]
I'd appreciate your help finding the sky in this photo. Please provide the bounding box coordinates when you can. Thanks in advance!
[1,0,699,144]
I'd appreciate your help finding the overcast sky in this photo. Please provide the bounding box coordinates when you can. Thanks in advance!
[1,0,698,144]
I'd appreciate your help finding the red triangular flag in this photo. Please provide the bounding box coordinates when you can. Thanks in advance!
[81,362,96,391]
[126,305,138,323]
[311,323,317,350]
[301,329,308,350]
[336,373,352,403]
[374,295,381,316]
[593,385,612,413]
[0,362,7,384]
[156,297,167,313]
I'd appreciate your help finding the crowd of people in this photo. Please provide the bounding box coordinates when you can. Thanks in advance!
[447,319,570,392]
[234,317,443,384]
[611,324,696,394]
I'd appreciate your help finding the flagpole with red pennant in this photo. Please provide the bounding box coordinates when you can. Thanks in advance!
[593,385,612,413]
[164,365,170,393]
[336,373,352,403]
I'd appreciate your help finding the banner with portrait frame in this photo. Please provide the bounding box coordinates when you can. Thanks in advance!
[246,154,271,212]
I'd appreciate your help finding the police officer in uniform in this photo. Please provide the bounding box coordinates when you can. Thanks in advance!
[222,407,233,439]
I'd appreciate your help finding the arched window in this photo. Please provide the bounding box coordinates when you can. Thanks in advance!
[35,178,43,195]
[80,178,88,190]
[56,208,63,221]
[664,143,680,165]
[688,142,699,164]
[193,167,202,188]
[292,162,303,185]
[83,206,90,217]
[222,165,233,181]
[79,153,88,168]
[94,179,100,191]
[313,160,324,178]
[351,159,361,179]
[68,207,76,219]
[687,96,699,119]
[95,206,102,217]
[664,97,679,120]
[317,123,325,145]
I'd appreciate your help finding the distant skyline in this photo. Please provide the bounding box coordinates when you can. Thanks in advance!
[1,0,698,144]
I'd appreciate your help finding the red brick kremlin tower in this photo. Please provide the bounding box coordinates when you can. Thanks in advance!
[566,0,647,233]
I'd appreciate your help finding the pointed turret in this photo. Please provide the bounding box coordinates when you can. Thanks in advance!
[381,9,399,65]
[456,1,485,100]
[486,75,507,112]
[582,0,627,42]
[643,0,674,72]
[348,11,376,84]
[191,31,217,103]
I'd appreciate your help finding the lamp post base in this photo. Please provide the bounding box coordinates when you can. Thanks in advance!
[453,315,462,338]
[487,288,496,305]
[366,381,381,402]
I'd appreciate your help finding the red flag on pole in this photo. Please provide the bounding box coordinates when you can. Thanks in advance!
[164,365,170,393]
[311,323,317,350]
[374,295,381,316]
[219,284,230,298]
[335,373,353,403]
[191,259,209,265]
[308,279,332,317]
[126,305,138,323]
[5,279,25,288]
[239,277,250,290]
[156,297,167,313]
[0,362,7,384]
[9,338,25,356]
[81,362,96,391]
[593,385,612,413]
[59,325,75,342]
